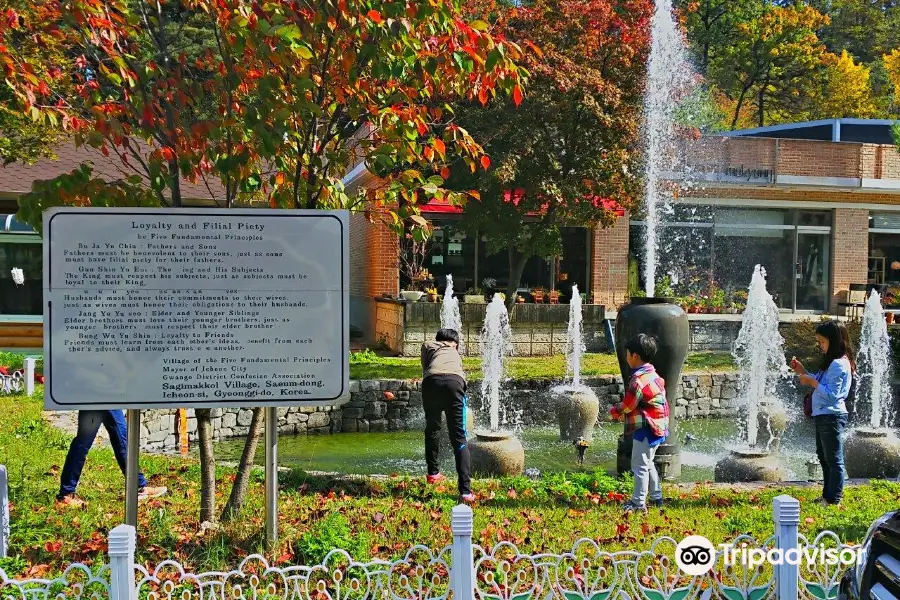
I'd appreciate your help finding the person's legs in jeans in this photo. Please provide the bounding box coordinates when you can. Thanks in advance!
[441,375,471,496]
[817,415,846,503]
[58,411,104,498]
[630,437,657,507]
[815,418,827,498]
[102,411,147,489]
[422,378,444,477]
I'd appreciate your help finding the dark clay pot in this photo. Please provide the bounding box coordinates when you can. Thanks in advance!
[614,297,690,479]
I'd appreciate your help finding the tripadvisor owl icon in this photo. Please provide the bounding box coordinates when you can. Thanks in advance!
[676,536,716,576]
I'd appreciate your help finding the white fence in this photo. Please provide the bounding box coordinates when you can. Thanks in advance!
[0,495,857,600]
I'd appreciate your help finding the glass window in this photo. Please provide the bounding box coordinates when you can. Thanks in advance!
[0,240,42,315]
[713,227,796,310]
[630,205,833,312]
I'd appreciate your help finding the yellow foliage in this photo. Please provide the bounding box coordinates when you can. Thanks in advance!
[884,49,900,102]
[819,50,879,118]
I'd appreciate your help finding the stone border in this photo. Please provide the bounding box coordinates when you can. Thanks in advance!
[135,371,745,451]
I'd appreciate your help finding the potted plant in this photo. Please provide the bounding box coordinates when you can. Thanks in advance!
[516,294,525,304]
[399,234,431,302]
[533,287,546,303]
[425,286,439,303]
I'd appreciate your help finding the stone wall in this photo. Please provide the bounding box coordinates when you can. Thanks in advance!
[141,371,743,451]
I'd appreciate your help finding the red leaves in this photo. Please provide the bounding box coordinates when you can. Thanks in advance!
[75,55,88,69]
[44,541,62,553]
[367,10,382,24]
[160,147,175,161]
[4,9,19,29]
[512,85,523,107]
[480,155,491,170]
[440,166,451,180]
[432,137,446,159]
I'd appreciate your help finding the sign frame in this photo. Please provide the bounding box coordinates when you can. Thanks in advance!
[42,207,350,411]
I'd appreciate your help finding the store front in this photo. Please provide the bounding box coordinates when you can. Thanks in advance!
[629,206,833,312]
[400,215,592,302]
[0,215,41,319]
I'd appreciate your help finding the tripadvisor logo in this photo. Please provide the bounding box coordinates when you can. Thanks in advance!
[676,536,862,575]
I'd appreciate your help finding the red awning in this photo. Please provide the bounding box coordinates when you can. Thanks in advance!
[419,190,625,217]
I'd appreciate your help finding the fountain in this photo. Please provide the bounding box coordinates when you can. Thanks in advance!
[437,274,475,437]
[714,266,789,483]
[610,0,696,479]
[845,291,900,478]
[641,0,696,296]
[551,285,600,442]
[440,275,463,354]
[467,294,525,476]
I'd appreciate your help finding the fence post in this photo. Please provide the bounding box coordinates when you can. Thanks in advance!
[108,524,137,600]
[24,358,35,397]
[0,464,8,558]
[451,504,476,600]
[773,495,801,600]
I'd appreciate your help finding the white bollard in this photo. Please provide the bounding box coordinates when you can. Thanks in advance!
[24,358,35,397]
[773,495,801,600]
[0,465,8,558]
[108,524,137,600]
[451,504,476,600]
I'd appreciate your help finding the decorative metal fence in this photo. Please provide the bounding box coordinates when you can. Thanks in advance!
[0,496,857,600]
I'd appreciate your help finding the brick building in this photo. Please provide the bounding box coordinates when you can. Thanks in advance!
[3,119,900,349]
[346,118,900,328]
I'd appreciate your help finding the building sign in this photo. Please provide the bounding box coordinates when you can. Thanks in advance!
[43,208,348,410]
[688,164,774,184]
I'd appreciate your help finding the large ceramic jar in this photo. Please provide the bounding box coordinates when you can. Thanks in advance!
[614,297,690,479]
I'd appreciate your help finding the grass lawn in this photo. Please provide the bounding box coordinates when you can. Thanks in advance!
[1,387,896,580]
[349,351,736,380]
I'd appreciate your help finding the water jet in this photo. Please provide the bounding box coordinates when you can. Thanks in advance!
[714,266,789,483]
[467,294,525,476]
[846,291,900,478]
[552,285,600,442]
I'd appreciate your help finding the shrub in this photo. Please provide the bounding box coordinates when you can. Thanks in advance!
[779,318,867,372]
[292,512,369,564]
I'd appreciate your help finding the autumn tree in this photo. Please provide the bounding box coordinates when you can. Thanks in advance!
[675,0,765,72]
[817,50,880,118]
[1,0,525,523]
[447,0,649,306]
[708,3,832,128]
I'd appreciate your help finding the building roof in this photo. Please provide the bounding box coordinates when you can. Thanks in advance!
[724,118,898,145]
[0,140,221,201]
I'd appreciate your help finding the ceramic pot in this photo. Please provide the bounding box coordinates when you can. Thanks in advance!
[614,297,689,479]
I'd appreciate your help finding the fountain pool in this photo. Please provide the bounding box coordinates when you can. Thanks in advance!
[213,418,821,482]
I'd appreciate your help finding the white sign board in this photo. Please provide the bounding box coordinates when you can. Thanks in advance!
[43,207,349,410]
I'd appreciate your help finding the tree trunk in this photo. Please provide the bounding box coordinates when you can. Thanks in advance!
[195,408,217,523]
[505,244,530,310]
[221,407,265,521]
[757,86,765,127]
[731,87,749,130]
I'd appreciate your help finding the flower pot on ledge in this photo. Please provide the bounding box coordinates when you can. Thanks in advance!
[400,291,425,302]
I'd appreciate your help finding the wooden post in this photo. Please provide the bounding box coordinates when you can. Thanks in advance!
[178,409,188,457]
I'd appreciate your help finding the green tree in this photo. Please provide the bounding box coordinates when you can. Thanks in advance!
[709,3,832,128]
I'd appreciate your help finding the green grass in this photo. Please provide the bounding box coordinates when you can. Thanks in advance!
[2,388,898,580]
[349,351,736,380]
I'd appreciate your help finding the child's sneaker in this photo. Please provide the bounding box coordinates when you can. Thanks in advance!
[623,501,647,514]
[426,473,446,484]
